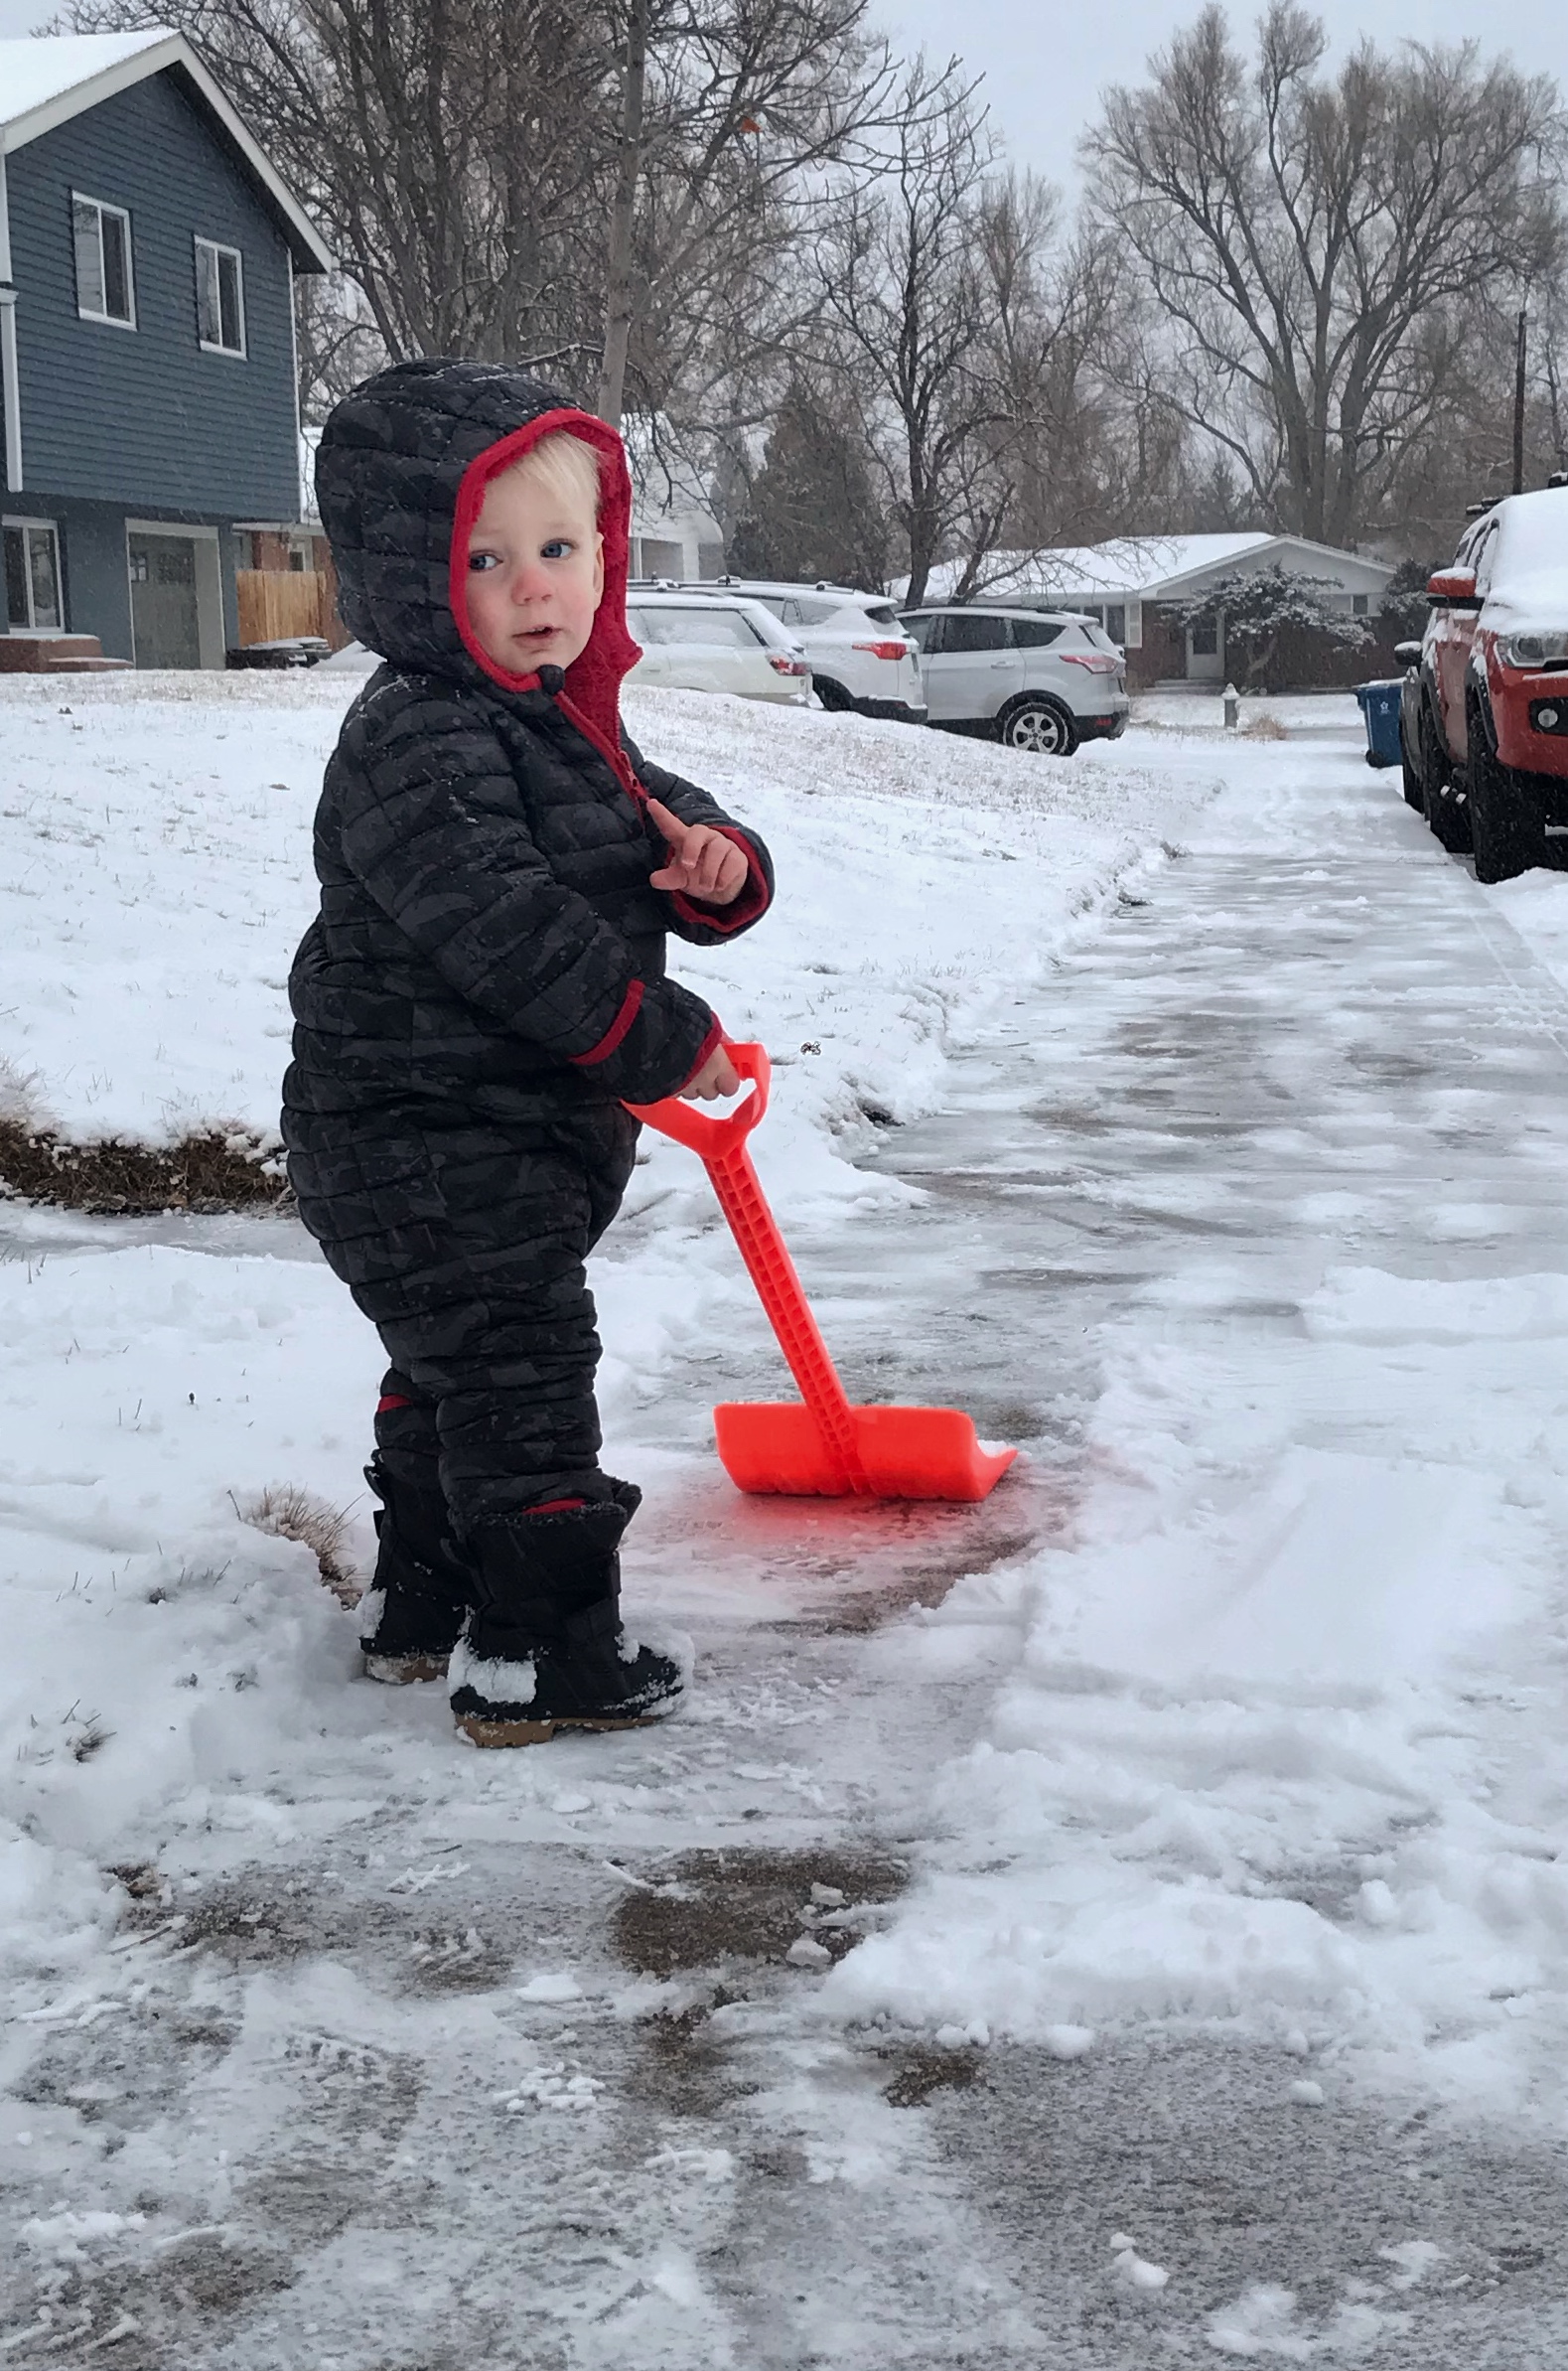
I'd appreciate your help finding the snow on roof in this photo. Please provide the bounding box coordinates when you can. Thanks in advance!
[922,534,1275,604]
[0,31,332,271]
[0,31,171,129]
[914,530,1391,605]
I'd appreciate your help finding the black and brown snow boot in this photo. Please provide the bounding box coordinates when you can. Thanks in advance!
[358,1457,476,1685]
[449,1480,684,1747]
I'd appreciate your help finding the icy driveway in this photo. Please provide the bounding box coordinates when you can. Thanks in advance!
[5,720,1568,2363]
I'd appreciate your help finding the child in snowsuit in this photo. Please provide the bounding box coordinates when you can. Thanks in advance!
[281,360,774,1747]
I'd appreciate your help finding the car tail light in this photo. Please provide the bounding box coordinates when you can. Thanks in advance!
[769,655,808,675]
[1060,653,1121,674]
[853,640,912,662]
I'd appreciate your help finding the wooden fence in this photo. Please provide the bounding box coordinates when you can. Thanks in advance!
[234,568,351,650]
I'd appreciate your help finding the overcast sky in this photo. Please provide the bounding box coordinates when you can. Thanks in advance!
[1,0,1554,193]
[880,1,1554,188]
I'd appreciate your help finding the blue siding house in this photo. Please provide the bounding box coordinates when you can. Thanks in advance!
[0,31,331,666]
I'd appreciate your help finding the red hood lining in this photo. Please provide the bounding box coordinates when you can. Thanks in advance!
[447,407,642,753]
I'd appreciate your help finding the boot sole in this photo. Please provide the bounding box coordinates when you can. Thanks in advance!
[457,1708,670,1749]
[363,1651,451,1685]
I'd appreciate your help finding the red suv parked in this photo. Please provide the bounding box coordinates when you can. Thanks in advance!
[1400,486,1568,880]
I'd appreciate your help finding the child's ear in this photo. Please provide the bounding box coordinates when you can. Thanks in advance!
[593,531,605,607]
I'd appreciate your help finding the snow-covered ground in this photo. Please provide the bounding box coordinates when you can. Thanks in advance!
[5,673,1568,2364]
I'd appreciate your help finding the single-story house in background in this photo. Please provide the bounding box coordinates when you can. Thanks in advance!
[1,29,331,669]
[915,532,1396,688]
[624,416,726,580]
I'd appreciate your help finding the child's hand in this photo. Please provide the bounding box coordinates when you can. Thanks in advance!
[646,798,749,907]
[681,1045,741,1101]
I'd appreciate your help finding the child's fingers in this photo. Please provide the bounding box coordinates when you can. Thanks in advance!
[643,796,688,848]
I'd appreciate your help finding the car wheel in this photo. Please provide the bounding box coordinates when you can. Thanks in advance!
[1467,688,1538,883]
[1000,697,1076,756]
[1419,699,1473,855]
[813,676,853,713]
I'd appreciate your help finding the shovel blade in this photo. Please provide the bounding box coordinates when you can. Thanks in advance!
[714,1402,1017,1503]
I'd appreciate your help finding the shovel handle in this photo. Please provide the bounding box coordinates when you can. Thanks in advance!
[705,1142,869,1493]
[627,1041,871,1494]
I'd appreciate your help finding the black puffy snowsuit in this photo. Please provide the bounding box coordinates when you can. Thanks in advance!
[281,361,773,1529]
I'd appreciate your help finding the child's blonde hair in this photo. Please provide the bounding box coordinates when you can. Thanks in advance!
[505,430,603,521]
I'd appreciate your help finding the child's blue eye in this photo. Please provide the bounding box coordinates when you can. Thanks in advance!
[541,538,574,560]
[469,551,500,572]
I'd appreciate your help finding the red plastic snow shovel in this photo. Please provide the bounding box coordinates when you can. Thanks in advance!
[626,1042,1016,1501]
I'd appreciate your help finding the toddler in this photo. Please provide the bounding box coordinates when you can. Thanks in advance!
[282,360,773,1747]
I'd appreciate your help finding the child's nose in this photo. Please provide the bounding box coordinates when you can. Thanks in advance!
[513,559,554,603]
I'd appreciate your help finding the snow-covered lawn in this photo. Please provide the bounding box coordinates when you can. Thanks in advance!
[0,671,1200,1153]
[0,670,1210,1978]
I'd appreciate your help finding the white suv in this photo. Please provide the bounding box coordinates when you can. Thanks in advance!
[625,588,811,705]
[670,578,926,723]
[900,606,1129,755]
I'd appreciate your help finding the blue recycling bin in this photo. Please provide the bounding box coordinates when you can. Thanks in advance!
[1354,678,1404,769]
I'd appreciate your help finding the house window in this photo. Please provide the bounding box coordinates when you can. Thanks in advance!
[72,195,135,327]
[1190,615,1219,657]
[1105,603,1127,645]
[3,519,64,631]
[195,238,246,356]
[1353,593,1368,616]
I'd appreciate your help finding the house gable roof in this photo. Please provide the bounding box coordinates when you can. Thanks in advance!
[0,30,333,272]
[916,530,1393,606]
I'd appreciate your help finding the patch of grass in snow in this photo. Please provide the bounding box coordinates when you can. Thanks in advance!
[0,1118,287,1214]
[233,1484,362,1605]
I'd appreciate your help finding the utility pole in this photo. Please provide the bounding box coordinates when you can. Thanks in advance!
[1512,306,1528,496]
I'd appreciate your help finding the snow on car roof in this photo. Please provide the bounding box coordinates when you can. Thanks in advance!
[1489,488,1568,622]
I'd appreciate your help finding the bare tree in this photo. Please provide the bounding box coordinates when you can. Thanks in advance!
[1087,6,1565,544]
[812,57,1007,602]
[598,0,905,431]
[68,0,614,374]
[597,0,648,423]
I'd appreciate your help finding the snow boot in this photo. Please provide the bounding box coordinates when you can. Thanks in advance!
[358,1456,476,1684]
[449,1480,684,1747]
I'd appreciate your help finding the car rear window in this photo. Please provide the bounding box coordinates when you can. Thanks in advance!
[901,613,940,651]
[1010,619,1066,649]
[630,606,765,649]
[862,603,900,627]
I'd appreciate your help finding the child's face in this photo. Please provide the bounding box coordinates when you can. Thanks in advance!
[464,460,604,675]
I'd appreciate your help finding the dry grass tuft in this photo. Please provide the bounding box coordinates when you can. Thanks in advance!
[0,1120,289,1216]
[234,1484,364,1607]
[1240,713,1288,742]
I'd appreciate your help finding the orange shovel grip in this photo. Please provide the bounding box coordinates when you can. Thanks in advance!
[624,1039,771,1151]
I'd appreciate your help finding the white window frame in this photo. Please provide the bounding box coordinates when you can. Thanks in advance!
[71,193,136,330]
[194,235,246,359]
[3,515,65,632]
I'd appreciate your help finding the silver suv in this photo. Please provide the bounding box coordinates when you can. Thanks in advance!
[900,606,1129,756]
[668,578,926,722]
